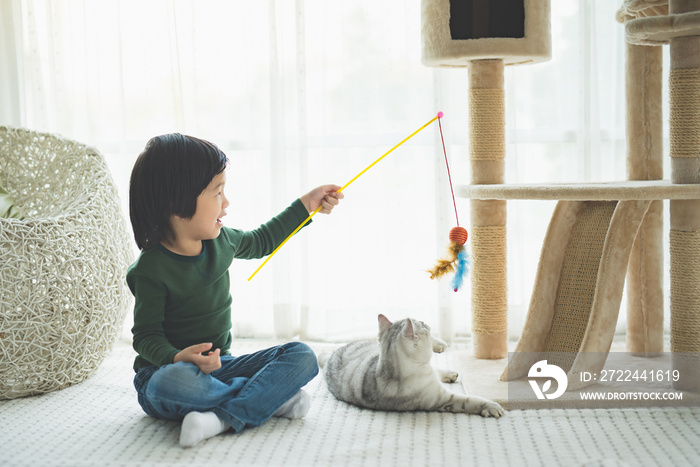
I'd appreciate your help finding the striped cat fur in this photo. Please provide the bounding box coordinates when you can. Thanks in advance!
[322,315,504,418]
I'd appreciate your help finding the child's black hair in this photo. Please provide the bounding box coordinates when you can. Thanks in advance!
[129,133,229,250]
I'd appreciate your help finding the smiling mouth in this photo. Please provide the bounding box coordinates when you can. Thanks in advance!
[217,212,227,226]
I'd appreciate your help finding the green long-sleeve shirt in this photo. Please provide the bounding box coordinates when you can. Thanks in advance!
[127,199,310,371]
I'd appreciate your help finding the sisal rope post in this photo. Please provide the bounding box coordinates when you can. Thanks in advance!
[625,42,665,355]
[469,60,508,359]
[669,0,700,391]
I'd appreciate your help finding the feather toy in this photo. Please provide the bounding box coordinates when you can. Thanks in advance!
[428,114,471,292]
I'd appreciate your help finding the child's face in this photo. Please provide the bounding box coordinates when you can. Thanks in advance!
[177,171,229,243]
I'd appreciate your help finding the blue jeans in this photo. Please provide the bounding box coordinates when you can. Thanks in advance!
[133,342,319,433]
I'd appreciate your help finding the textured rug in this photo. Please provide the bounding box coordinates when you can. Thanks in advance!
[1,340,700,467]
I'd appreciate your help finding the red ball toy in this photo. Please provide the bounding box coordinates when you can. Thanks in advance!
[448,226,468,245]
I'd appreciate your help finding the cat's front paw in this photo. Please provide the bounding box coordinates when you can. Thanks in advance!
[480,400,505,418]
[432,338,448,353]
[439,370,459,383]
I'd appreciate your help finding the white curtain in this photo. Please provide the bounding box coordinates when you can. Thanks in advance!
[2,0,653,342]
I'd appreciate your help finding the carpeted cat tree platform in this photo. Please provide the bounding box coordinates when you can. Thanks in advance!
[422,0,700,399]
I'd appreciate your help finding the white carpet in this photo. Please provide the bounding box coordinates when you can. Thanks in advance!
[1,340,699,467]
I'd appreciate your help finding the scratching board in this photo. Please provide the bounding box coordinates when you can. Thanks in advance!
[501,199,653,388]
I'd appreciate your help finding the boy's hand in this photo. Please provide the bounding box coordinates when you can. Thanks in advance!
[173,343,222,374]
[300,185,344,215]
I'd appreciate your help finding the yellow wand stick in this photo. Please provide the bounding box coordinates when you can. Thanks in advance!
[247,113,442,281]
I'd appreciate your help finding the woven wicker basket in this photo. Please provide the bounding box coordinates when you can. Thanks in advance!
[0,127,134,399]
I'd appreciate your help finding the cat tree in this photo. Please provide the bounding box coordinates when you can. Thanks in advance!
[422,0,699,391]
[421,0,552,359]
[624,0,700,391]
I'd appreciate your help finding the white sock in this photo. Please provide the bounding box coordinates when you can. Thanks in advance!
[274,390,311,419]
[179,411,230,448]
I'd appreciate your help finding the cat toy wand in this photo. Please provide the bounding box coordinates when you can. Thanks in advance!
[427,114,469,292]
[247,112,444,281]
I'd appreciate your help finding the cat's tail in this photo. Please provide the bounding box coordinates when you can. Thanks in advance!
[317,352,331,369]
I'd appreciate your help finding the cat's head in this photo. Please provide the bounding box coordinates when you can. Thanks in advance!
[378,314,433,362]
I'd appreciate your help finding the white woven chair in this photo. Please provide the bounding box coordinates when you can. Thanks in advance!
[0,127,134,399]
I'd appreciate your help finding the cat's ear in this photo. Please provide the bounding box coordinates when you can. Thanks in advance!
[404,319,415,339]
[378,314,392,332]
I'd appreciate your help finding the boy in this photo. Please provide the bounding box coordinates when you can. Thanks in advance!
[127,133,342,447]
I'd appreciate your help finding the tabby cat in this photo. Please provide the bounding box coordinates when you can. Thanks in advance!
[322,314,504,418]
